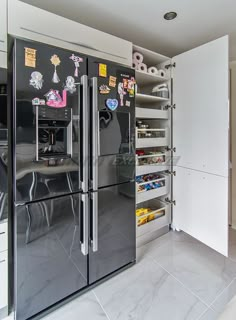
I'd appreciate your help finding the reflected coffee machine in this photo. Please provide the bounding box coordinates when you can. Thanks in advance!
[33,90,73,164]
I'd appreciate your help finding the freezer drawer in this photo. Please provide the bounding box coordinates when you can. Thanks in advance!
[89,182,136,284]
[15,193,88,320]
[0,250,8,310]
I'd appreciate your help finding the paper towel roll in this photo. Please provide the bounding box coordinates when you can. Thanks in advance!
[159,69,166,78]
[132,60,139,70]
[133,52,144,64]
[147,66,159,75]
[137,63,147,73]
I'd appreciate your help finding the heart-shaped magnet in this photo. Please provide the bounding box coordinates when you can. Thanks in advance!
[106,98,118,111]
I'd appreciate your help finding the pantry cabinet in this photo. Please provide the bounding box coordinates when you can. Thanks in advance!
[135,36,229,256]
[8,0,132,65]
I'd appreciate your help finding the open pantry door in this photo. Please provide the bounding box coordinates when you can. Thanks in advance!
[172,36,229,256]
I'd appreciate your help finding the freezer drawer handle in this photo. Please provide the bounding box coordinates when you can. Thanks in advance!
[91,77,99,190]
[0,259,6,264]
[81,194,89,255]
[81,75,89,192]
[91,192,98,252]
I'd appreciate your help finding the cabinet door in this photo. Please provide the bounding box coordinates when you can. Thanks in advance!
[0,0,7,52]
[0,251,8,309]
[173,36,229,256]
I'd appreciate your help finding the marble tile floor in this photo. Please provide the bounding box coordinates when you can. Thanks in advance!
[4,229,236,320]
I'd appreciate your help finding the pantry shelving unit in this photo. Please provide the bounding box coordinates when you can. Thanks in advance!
[134,44,172,247]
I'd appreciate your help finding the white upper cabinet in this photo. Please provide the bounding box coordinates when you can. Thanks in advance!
[172,36,229,177]
[173,36,229,256]
[8,0,132,66]
[0,0,7,52]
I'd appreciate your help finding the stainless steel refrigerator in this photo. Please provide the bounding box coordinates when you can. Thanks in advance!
[8,38,135,320]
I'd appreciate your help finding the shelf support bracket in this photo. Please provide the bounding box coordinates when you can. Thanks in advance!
[165,198,176,205]
[165,170,176,176]
[165,104,176,110]
[166,146,176,152]
[165,62,176,69]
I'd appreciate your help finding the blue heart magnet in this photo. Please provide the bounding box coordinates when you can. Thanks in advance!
[106,98,118,111]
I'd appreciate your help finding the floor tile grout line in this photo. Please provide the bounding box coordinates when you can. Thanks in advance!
[147,255,212,308]
[92,290,112,320]
[195,306,216,320]
[207,278,236,310]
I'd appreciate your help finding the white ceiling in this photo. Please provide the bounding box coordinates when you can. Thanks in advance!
[22,0,236,61]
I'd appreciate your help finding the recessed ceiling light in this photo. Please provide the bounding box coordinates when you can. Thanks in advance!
[164,12,177,20]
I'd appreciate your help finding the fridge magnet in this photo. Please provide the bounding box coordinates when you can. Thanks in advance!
[98,63,107,77]
[69,54,83,77]
[24,47,37,68]
[99,85,110,94]
[125,100,131,107]
[127,77,136,97]
[64,76,76,94]
[123,78,128,89]
[29,71,44,90]
[118,82,126,106]
[106,98,118,111]
[50,54,61,83]
[109,76,117,87]
[32,98,45,106]
[45,89,67,108]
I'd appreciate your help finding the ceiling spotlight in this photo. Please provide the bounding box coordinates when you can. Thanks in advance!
[164,12,177,20]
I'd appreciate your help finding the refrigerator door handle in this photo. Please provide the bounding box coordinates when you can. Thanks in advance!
[91,192,98,252]
[81,75,89,192]
[91,77,99,191]
[81,193,89,255]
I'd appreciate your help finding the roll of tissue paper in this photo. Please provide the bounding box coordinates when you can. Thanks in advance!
[159,69,166,78]
[133,52,144,64]
[132,60,139,70]
[147,66,159,75]
[137,63,148,72]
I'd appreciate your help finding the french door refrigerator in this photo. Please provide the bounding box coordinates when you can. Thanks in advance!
[9,38,135,320]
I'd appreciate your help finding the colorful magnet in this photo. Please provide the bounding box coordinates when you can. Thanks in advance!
[99,85,110,94]
[32,98,45,106]
[29,71,43,90]
[125,100,131,107]
[99,63,107,77]
[50,54,61,83]
[25,47,37,68]
[69,54,83,77]
[123,78,128,89]
[118,82,126,106]
[64,76,76,94]
[109,76,117,87]
[44,89,67,108]
[106,99,118,111]
[127,77,136,97]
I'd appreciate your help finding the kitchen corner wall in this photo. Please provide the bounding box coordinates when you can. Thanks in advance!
[230,61,236,229]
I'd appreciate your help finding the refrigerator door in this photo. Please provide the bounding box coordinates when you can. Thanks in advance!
[89,182,136,284]
[15,193,88,320]
[0,66,8,222]
[12,38,89,203]
[89,58,135,190]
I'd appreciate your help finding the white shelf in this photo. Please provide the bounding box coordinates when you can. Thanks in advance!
[136,164,169,176]
[136,107,169,119]
[136,175,169,204]
[136,93,169,104]
[136,134,169,148]
[135,70,169,85]
[133,44,170,66]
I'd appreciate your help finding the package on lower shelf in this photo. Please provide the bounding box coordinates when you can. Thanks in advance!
[136,206,165,227]
[136,149,165,166]
[136,173,165,193]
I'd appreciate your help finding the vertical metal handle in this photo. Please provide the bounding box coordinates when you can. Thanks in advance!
[35,106,39,161]
[81,194,89,256]
[91,77,99,191]
[91,192,98,252]
[81,75,89,192]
